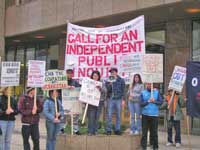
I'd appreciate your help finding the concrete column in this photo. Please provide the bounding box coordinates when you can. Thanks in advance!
[0,0,5,60]
[58,38,66,70]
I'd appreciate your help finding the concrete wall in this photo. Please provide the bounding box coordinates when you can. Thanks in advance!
[5,0,181,37]
[0,0,5,60]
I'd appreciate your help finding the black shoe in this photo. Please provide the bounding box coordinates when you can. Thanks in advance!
[114,130,121,135]
[105,131,112,135]
[75,131,81,135]
[60,128,65,134]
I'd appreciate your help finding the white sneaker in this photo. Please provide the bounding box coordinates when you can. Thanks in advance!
[134,130,139,135]
[176,143,181,148]
[166,142,173,146]
[130,131,134,135]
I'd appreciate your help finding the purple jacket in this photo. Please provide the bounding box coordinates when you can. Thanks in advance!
[18,95,43,124]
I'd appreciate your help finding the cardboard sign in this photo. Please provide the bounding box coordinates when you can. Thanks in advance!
[62,88,82,114]
[142,54,163,83]
[168,66,186,93]
[27,60,46,87]
[79,77,102,106]
[42,70,68,90]
[1,61,21,87]
[65,16,145,79]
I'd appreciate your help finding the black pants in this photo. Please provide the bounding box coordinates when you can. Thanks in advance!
[141,115,158,149]
[167,117,181,144]
[22,124,40,150]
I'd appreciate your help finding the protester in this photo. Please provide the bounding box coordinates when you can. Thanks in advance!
[0,87,18,150]
[65,69,81,135]
[18,87,43,150]
[43,90,64,150]
[128,74,144,135]
[161,90,185,148]
[105,68,125,135]
[140,83,163,150]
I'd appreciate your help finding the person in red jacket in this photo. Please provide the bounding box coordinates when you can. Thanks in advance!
[18,87,43,150]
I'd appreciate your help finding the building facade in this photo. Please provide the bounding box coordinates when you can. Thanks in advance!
[1,0,200,134]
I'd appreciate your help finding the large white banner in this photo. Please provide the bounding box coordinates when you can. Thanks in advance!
[1,61,21,87]
[79,77,102,106]
[168,66,186,93]
[65,16,145,78]
[62,88,82,114]
[27,60,46,87]
[142,54,163,83]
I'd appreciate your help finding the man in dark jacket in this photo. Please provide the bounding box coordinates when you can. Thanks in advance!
[18,87,43,150]
[105,68,125,135]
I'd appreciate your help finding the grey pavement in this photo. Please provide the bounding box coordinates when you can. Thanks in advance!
[10,115,200,150]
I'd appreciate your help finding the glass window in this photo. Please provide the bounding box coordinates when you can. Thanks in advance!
[6,47,15,61]
[47,44,59,69]
[36,44,48,61]
[192,20,200,60]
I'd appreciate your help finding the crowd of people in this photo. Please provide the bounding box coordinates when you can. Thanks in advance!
[0,67,186,150]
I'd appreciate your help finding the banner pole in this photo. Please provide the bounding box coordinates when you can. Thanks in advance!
[71,113,74,135]
[82,103,88,124]
[186,116,192,150]
[7,87,11,109]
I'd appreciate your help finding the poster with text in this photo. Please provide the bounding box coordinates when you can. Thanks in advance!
[42,70,68,90]
[62,88,82,114]
[168,65,186,93]
[1,61,21,87]
[65,16,145,79]
[142,54,163,83]
[79,77,102,106]
[27,60,46,87]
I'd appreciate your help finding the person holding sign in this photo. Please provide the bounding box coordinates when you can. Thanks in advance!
[140,83,163,150]
[105,68,125,135]
[128,74,144,135]
[43,90,64,150]
[0,87,18,150]
[160,90,185,148]
[18,87,43,150]
[65,69,81,135]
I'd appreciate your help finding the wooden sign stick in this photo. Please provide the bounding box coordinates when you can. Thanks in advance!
[34,88,37,108]
[7,87,11,109]
[168,90,175,110]
[81,103,88,124]
[54,93,58,118]
[151,83,153,98]
[71,113,74,135]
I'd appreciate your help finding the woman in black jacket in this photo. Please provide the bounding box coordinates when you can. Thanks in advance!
[0,87,18,150]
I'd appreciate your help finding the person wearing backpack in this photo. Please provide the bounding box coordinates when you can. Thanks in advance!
[18,87,43,150]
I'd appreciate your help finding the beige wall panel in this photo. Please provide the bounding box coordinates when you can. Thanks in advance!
[92,0,112,18]
[113,0,137,14]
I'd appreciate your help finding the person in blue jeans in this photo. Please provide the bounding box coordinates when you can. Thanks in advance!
[87,70,107,135]
[0,87,18,150]
[43,90,64,150]
[128,74,144,135]
[105,68,125,135]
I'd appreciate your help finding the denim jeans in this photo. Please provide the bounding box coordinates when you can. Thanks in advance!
[106,99,122,132]
[128,101,141,132]
[96,101,104,131]
[141,115,158,149]
[22,124,40,150]
[87,105,98,134]
[0,120,15,150]
[46,121,61,150]
[167,116,181,144]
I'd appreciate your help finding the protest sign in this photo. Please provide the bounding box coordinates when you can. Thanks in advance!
[142,54,163,83]
[62,88,82,114]
[168,65,186,93]
[65,16,145,79]
[42,70,68,90]
[79,77,102,106]
[27,60,46,87]
[1,61,21,87]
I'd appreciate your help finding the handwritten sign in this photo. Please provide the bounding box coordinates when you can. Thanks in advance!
[42,70,68,90]
[79,77,102,106]
[27,60,46,87]
[1,61,21,87]
[168,66,186,92]
[62,88,82,114]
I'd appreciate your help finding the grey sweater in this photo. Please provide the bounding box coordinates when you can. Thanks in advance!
[129,83,144,102]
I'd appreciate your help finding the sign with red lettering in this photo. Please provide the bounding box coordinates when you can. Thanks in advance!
[65,16,145,78]
[27,60,46,87]
[142,54,163,83]
[42,70,68,90]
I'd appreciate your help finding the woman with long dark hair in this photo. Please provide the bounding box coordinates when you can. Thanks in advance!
[128,74,144,135]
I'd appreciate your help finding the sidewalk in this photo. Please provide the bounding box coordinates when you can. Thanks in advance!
[11,115,200,150]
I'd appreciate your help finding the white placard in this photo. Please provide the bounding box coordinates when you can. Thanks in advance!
[1,61,21,87]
